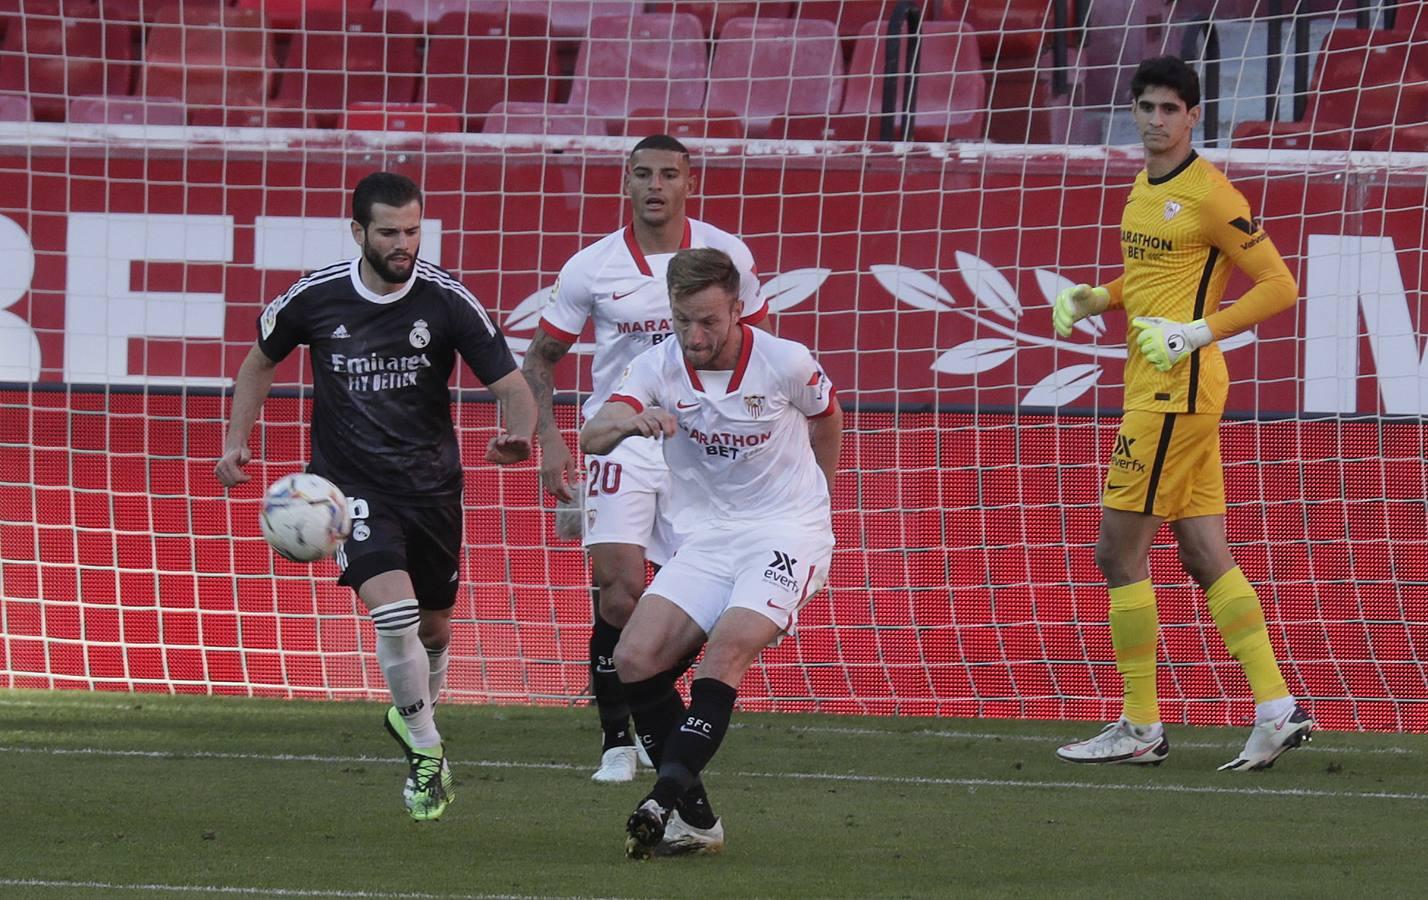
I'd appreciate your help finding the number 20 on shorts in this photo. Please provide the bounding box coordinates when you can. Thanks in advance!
[586,460,623,496]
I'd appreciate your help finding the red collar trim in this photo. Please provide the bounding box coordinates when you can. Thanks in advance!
[683,327,753,395]
[622,219,692,276]
[622,224,651,276]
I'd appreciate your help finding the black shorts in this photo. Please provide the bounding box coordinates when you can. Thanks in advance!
[335,493,462,611]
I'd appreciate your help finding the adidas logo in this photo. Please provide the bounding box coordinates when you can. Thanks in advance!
[331,324,350,338]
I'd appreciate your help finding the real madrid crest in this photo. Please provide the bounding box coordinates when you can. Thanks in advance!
[409,318,431,349]
[743,393,766,418]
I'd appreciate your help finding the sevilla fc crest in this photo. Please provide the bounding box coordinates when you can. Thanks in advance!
[743,394,766,418]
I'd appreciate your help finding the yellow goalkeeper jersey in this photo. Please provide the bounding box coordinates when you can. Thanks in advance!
[1103,151,1296,415]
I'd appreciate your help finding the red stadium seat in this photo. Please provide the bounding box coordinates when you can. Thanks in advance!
[236,0,375,30]
[0,90,30,119]
[1232,29,1428,150]
[706,16,844,137]
[0,2,135,121]
[1372,122,1428,152]
[423,9,555,130]
[370,0,483,25]
[567,12,706,119]
[341,100,460,132]
[620,106,742,138]
[479,99,606,135]
[957,0,1075,62]
[68,93,185,123]
[274,9,418,128]
[506,0,643,37]
[646,2,789,38]
[141,6,274,122]
[835,19,985,141]
[102,0,230,23]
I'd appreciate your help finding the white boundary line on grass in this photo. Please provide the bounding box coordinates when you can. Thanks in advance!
[773,723,1418,755]
[2,744,1426,802]
[0,880,612,900]
[1,698,1415,756]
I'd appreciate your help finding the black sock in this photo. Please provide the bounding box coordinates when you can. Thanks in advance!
[590,612,632,751]
[677,780,718,828]
[653,678,737,808]
[621,671,686,770]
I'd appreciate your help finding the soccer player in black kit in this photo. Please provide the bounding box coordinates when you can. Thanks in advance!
[215,172,536,821]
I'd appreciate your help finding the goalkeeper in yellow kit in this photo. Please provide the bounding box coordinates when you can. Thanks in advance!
[1053,56,1314,771]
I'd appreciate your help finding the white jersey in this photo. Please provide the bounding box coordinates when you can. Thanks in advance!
[609,325,837,528]
[539,218,767,426]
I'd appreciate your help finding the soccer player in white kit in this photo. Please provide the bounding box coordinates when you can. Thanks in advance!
[521,135,768,784]
[580,248,842,858]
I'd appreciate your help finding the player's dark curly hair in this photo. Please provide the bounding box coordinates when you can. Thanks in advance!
[630,134,690,160]
[352,172,423,227]
[667,248,740,305]
[1130,55,1201,110]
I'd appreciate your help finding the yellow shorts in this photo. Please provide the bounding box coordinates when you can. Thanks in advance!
[1102,410,1226,520]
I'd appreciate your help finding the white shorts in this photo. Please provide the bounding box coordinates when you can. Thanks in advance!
[646,519,834,638]
[581,437,682,566]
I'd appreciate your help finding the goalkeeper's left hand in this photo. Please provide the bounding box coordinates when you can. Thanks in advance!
[1130,317,1214,371]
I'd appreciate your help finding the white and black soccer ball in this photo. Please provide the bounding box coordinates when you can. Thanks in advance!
[259,473,352,563]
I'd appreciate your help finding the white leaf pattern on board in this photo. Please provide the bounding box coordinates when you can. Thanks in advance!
[761,268,831,312]
[955,251,1021,322]
[1021,364,1101,407]
[932,338,1017,375]
[871,263,957,311]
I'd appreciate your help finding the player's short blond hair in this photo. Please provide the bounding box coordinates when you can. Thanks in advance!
[667,248,740,306]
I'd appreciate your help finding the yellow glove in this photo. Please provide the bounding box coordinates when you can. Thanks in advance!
[1052,284,1111,337]
[1131,317,1214,371]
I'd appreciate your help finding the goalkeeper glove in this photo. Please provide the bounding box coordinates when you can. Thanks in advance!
[1052,284,1111,337]
[1131,317,1214,371]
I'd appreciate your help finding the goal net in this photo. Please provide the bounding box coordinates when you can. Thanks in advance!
[0,0,1425,732]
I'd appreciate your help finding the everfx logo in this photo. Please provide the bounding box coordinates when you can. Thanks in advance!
[768,550,797,573]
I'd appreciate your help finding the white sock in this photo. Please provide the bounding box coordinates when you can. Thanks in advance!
[1255,696,1297,723]
[371,599,440,748]
[427,643,450,706]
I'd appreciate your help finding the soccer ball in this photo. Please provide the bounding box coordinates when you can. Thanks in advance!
[259,473,352,563]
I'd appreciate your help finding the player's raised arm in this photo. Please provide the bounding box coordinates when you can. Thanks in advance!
[215,343,279,488]
[579,399,675,456]
[520,328,580,499]
[484,369,536,465]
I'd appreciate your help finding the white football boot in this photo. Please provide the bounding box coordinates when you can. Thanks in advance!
[1219,706,1315,772]
[1056,717,1170,765]
[592,745,639,783]
[656,809,725,856]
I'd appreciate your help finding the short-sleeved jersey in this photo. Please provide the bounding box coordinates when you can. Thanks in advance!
[256,257,517,504]
[1117,152,1284,415]
[539,218,768,425]
[609,325,836,528]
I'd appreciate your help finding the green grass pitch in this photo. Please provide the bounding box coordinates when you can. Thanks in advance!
[1,690,1425,899]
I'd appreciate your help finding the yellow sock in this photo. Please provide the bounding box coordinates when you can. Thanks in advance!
[1109,579,1160,725]
[1206,567,1289,704]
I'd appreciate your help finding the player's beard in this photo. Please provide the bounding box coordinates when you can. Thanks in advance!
[362,240,416,285]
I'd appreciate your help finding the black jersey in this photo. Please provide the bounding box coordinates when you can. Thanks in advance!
[256,257,516,504]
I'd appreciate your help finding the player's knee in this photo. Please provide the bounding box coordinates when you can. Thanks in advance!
[1094,537,1135,583]
[613,633,657,683]
[1177,544,1230,588]
[417,613,451,650]
[593,574,642,627]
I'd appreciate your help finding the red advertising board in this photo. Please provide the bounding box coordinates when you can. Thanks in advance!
[1,137,1425,730]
